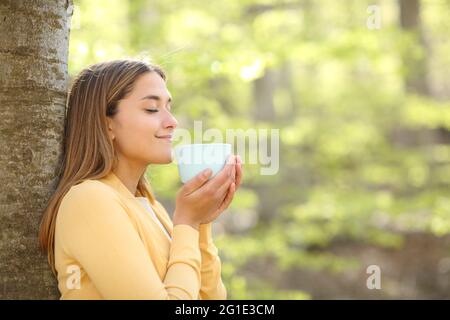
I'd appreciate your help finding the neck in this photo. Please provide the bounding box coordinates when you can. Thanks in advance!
[112,159,147,196]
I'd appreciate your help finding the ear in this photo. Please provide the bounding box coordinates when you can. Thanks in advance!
[106,117,115,140]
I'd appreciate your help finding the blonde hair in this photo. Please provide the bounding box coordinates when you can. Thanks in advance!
[39,59,166,276]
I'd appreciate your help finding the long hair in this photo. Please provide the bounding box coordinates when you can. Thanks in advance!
[39,59,166,276]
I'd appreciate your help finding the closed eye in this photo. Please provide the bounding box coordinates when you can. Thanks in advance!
[145,109,159,113]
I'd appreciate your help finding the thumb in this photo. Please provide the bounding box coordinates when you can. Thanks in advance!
[183,168,212,195]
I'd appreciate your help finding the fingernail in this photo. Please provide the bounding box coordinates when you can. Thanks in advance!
[204,169,212,178]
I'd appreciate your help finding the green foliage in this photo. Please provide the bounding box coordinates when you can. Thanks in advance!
[70,0,450,299]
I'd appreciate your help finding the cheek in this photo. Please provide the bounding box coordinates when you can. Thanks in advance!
[115,114,159,154]
[136,117,158,138]
[131,118,159,150]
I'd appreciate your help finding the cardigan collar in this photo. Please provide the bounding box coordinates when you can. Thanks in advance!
[98,171,141,199]
[98,171,174,239]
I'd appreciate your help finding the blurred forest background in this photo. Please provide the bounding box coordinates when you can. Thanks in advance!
[70,0,450,299]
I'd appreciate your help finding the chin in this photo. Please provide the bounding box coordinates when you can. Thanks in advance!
[150,154,173,164]
[161,157,173,164]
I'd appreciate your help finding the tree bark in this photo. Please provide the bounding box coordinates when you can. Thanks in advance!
[399,0,430,95]
[0,0,72,299]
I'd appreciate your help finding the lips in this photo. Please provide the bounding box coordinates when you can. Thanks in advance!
[155,134,173,141]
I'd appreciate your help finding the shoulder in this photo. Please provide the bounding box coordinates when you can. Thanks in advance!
[57,179,125,226]
[55,180,134,259]
[61,179,120,205]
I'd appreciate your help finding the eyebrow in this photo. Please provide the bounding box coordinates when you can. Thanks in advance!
[140,94,172,103]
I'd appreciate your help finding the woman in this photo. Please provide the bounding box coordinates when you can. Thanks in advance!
[38,59,242,299]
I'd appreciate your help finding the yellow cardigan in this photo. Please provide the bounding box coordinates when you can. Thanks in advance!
[54,171,227,300]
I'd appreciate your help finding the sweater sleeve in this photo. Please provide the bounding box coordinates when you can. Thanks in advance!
[198,223,227,300]
[56,181,201,300]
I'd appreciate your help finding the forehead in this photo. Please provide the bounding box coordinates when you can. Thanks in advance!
[131,72,170,98]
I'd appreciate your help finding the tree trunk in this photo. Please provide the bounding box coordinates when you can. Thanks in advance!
[399,0,430,95]
[253,68,276,122]
[0,0,72,299]
[397,0,448,147]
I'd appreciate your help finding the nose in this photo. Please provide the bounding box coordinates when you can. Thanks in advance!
[164,109,178,130]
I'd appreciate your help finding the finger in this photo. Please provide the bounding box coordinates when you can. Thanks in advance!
[209,183,235,222]
[183,168,213,195]
[217,182,236,213]
[231,159,236,182]
[206,155,236,189]
[228,154,237,165]
[235,160,242,190]
[214,156,236,196]
[216,167,235,200]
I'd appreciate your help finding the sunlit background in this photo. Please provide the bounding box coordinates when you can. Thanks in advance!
[69,0,450,299]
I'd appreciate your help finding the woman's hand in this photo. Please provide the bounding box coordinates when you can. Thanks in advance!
[204,155,243,224]
[173,155,240,229]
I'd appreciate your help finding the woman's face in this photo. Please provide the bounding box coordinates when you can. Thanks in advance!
[107,71,178,167]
